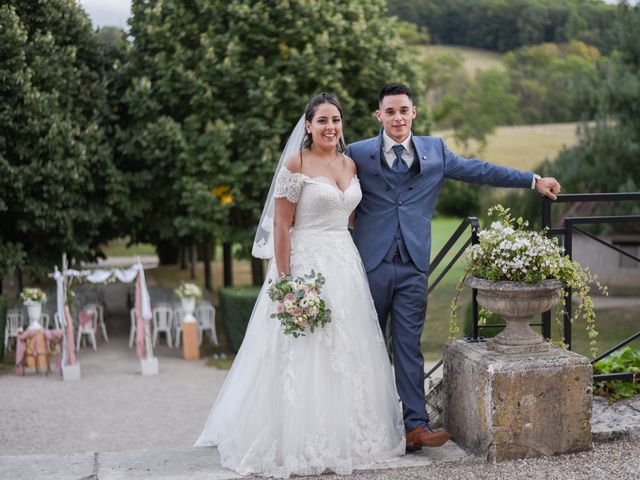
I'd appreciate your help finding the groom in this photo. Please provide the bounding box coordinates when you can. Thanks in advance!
[347,83,561,452]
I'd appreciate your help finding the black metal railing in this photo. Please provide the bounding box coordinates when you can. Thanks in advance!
[541,192,640,382]
[424,192,640,386]
[423,217,479,381]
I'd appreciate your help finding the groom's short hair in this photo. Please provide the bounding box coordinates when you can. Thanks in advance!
[379,83,413,105]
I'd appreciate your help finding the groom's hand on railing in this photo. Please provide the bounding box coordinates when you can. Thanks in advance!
[535,177,561,200]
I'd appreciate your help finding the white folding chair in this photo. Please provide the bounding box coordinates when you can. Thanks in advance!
[4,310,23,352]
[129,308,137,348]
[173,306,185,348]
[152,306,173,347]
[85,303,108,342]
[196,303,218,346]
[41,312,50,329]
[76,306,98,351]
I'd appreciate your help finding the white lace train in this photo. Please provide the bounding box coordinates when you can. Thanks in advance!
[195,171,405,477]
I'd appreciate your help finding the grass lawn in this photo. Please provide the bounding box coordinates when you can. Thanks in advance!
[422,217,475,361]
[414,44,505,76]
[101,238,156,257]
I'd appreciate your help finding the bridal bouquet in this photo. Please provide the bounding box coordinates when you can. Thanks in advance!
[268,270,332,337]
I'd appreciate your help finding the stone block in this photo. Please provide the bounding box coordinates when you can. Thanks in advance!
[443,340,592,462]
[140,356,159,376]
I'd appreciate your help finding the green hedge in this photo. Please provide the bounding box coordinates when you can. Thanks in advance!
[0,296,7,361]
[463,301,503,339]
[219,287,261,353]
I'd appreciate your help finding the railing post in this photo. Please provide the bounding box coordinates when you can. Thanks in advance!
[541,197,552,339]
[564,219,573,350]
[470,218,480,341]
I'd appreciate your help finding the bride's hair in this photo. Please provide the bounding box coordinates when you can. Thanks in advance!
[301,93,346,153]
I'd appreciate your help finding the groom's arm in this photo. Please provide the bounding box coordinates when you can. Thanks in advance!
[440,138,560,199]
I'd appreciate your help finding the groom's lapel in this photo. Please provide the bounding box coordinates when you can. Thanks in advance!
[367,130,390,188]
[411,136,428,178]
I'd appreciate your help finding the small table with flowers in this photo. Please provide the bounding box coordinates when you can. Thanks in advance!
[15,329,64,376]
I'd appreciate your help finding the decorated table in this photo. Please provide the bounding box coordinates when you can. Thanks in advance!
[15,329,64,376]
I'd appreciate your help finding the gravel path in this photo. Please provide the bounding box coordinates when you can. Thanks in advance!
[297,440,640,480]
[0,335,225,455]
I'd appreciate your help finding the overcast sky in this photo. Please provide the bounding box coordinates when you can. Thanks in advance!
[78,0,131,30]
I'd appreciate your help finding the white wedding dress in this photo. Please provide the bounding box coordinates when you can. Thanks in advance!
[195,167,405,478]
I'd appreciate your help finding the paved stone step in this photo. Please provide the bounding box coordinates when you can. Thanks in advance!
[0,443,470,480]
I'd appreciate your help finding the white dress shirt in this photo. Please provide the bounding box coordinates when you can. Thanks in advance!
[381,131,414,169]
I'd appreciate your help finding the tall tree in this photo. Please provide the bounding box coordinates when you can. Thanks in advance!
[505,3,640,224]
[122,0,423,285]
[0,1,127,287]
[117,0,233,283]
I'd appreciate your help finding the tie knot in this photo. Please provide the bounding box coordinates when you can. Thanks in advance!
[392,144,404,158]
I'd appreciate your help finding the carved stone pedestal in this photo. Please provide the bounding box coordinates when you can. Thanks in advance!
[443,341,592,462]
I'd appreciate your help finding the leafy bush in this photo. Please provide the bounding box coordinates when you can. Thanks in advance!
[594,347,640,400]
[436,181,480,217]
[218,287,261,353]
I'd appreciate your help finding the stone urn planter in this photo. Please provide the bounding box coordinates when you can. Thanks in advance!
[181,297,197,324]
[465,277,563,354]
[24,300,44,330]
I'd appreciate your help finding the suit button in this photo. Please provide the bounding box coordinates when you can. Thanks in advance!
[399,201,403,205]
[408,186,414,190]
[373,172,379,176]
[385,186,390,191]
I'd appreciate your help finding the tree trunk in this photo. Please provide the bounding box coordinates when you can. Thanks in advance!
[203,242,213,292]
[223,242,233,287]
[251,257,264,286]
[16,267,23,294]
[190,244,198,279]
[180,245,187,270]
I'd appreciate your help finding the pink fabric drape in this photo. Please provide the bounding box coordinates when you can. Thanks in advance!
[78,308,96,327]
[64,305,76,365]
[135,273,146,359]
[78,308,98,345]
[16,329,64,376]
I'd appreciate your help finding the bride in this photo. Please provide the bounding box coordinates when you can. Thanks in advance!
[195,93,405,477]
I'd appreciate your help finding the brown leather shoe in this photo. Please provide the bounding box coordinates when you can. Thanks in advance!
[406,425,451,451]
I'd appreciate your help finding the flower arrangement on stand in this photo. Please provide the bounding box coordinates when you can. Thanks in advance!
[268,270,332,338]
[21,287,48,330]
[20,288,47,304]
[449,205,607,358]
[175,282,203,323]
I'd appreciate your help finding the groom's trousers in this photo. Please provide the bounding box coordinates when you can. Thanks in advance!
[366,255,429,432]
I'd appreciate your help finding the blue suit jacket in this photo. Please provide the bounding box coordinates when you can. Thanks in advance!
[347,133,533,272]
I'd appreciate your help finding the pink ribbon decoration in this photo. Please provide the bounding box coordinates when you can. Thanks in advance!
[15,329,64,376]
[64,305,76,365]
[135,273,146,359]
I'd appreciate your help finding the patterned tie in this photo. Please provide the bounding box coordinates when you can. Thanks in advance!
[392,144,408,173]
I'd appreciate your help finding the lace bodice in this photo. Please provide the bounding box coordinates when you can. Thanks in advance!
[274,167,361,232]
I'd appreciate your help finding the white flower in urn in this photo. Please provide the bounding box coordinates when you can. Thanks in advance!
[20,287,47,304]
[175,282,203,299]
